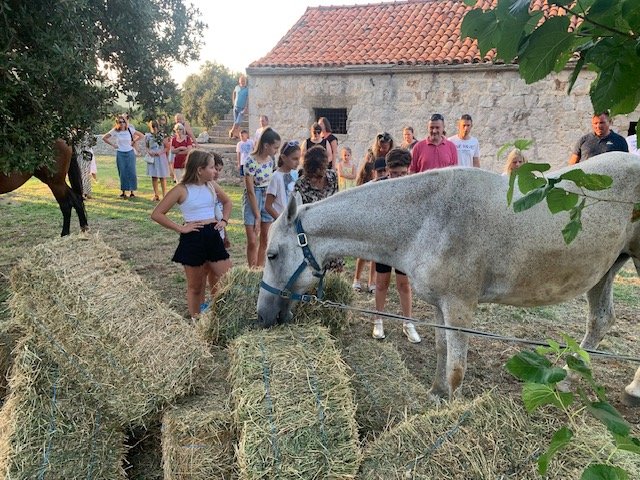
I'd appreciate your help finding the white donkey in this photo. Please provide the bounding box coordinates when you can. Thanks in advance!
[257,152,640,403]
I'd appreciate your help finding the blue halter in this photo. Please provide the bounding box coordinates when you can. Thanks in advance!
[259,218,326,302]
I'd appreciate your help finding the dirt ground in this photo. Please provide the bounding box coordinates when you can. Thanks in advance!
[1,184,639,431]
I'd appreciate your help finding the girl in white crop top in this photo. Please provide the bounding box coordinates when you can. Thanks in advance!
[151,150,232,319]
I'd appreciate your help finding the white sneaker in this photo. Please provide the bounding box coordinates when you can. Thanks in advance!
[403,322,421,343]
[372,319,385,339]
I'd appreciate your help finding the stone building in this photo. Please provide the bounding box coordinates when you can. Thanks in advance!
[246,0,639,172]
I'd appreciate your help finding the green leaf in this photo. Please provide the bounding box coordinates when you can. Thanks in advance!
[506,350,567,384]
[613,433,640,454]
[562,219,582,244]
[559,170,613,190]
[462,0,476,6]
[514,186,548,212]
[581,464,629,480]
[546,187,579,214]
[587,401,631,436]
[538,427,573,475]
[516,162,550,193]
[565,355,593,381]
[519,16,574,83]
[513,138,534,151]
[522,383,574,412]
[632,203,640,222]
[623,0,640,30]
[460,9,499,57]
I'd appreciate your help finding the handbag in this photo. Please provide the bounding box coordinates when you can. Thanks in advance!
[144,154,155,165]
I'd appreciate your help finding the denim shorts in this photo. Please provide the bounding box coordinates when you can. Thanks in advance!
[243,186,274,225]
[234,106,244,125]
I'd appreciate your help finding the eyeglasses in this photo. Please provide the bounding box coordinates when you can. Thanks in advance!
[377,133,391,142]
[430,113,444,122]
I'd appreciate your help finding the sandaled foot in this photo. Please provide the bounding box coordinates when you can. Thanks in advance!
[403,322,421,343]
[129,192,135,198]
[153,195,160,201]
[352,281,362,292]
[119,192,126,198]
[372,319,385,339]
[368,284,376,294]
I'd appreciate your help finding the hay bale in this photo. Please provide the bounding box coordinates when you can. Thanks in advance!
[125,424,163,480]
[341,339,430,436]
[0,339,126,479]
[359,392,640,479]
[8,233,210,426]
[162,347,237,479]
[0,319,23,404]
[229,325,361,479]
[199,266,352,345]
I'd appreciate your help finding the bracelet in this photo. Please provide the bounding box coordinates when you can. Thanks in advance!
[221,218,228,224]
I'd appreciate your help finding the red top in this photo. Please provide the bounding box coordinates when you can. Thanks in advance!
[171,136,193,169]
[410,137,458,173]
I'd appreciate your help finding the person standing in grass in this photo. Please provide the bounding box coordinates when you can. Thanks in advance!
[151,150,232,320]
[243,127,280,267]
[145,119,171,201]
[102,115,144,198]
[265,140,301,220]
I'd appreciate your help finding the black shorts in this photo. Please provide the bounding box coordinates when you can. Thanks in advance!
[375,262,406,275]
[172,223,230,266]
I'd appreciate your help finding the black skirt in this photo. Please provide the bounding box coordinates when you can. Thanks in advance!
[172,223,230,266]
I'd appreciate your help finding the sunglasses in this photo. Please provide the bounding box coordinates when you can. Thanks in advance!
[430,113,445,121]
[313,129,322,134]
[377,133,391,142]
[281,140,299,154]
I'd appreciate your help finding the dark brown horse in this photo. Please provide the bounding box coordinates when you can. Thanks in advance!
[0,139,88,236]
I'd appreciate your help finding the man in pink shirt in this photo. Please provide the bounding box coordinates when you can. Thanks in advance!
[409,113,458,173]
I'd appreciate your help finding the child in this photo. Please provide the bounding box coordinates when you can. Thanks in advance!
[236,129,254,177]
[337,146,357,190]
[371,148,420,343]
[352,148,377,293]
[151,150,232,320]
[265,140,301,220]
[243,126,281,267]
[206,153,231,300]
[145,119,170,201]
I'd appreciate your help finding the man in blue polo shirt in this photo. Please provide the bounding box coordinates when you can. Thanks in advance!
[569,111,628,164]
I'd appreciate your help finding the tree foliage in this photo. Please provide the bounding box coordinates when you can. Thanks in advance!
[0,0,205,173]
[461,0,640,115]
[181,62,239,128]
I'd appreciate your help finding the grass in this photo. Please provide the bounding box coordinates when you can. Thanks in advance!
[0,152,639,431]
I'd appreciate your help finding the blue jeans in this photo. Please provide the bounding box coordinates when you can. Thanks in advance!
[234,106,245,125]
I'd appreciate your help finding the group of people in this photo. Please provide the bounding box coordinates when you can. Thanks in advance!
[146,108,638,337]
[102,113,197,200]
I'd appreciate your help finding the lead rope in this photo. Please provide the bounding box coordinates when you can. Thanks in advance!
[306,298,640,364]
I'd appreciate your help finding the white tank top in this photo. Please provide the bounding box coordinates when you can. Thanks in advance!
[179,184,216,222]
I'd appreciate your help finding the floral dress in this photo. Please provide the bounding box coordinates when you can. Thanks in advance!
[145,132,170,178]
[294,170,344,272]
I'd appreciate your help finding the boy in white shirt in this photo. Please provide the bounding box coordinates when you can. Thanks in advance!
[448,114,480,167]
[236,129,254,176]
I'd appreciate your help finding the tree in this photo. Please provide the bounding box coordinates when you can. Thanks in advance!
[181,62,239,129]
[461,0,640,115]
[0,0,205,173]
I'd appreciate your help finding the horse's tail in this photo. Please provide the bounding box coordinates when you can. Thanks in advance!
[68,146,83,197]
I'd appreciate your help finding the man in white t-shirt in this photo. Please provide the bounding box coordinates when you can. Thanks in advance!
[448,114,480,168]
[626,122,639,157]
[254,115,269,143]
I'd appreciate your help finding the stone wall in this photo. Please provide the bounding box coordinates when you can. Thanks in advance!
[246,65,640,173]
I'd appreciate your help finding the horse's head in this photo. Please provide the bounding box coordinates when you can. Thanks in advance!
[257,193,322,328]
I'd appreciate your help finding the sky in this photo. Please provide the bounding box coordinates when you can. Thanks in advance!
[171,0,375,86]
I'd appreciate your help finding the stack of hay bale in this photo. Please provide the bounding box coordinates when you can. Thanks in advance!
[2,234,211,477]
[198,266,353,345]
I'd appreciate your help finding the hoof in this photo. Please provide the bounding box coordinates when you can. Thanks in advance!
[621,390,640,407]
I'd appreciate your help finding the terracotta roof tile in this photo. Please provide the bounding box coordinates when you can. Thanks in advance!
[250,0,577,69]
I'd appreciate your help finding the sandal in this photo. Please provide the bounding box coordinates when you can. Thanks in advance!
[119,193,126,198]
[368,284,376,294]
[153,195,160,201]
[129,192,135,198]
[352,281,362,292]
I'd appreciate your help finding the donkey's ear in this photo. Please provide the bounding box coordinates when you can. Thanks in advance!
[286,192,302,224]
